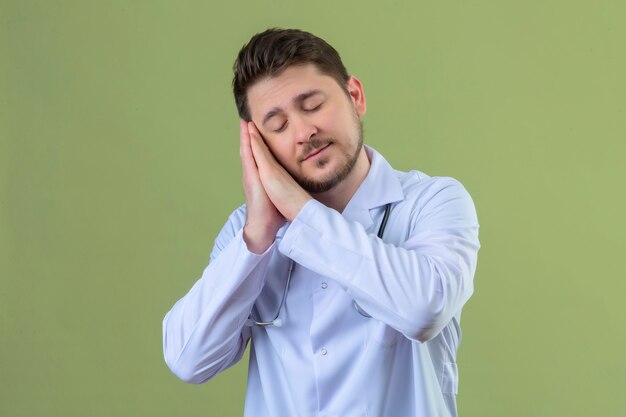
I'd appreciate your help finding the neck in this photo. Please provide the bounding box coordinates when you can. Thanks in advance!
[311,147,370,213]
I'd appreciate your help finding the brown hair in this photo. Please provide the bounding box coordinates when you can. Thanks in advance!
[232,28,350,121]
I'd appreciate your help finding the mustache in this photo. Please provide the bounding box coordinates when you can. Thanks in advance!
[299,138,333,161]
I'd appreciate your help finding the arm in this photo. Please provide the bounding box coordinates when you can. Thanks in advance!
[162,121,288,383]
[247,121,479,343]
[279,180,479,343]
[162,214,274,383]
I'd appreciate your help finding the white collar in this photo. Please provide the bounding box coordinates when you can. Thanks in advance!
[342,145,404,229]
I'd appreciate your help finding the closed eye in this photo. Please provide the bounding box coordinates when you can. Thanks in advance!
[304,103,323,112]
[273,121,288,133]
[272,102,322,133]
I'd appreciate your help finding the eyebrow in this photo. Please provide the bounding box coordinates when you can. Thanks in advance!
[261,89,324,127]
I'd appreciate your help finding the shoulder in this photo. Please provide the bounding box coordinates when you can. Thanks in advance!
[393,169,478,232]
[396,169,473,206]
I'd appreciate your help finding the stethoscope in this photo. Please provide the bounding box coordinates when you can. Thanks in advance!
[245,203,392,327]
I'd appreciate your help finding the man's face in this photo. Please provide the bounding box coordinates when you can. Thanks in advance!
[246,63,367,193]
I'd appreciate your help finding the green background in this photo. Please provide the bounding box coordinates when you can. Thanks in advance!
[2,1,625,416]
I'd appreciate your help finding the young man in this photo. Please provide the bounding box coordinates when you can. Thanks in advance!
[163,28,480,417]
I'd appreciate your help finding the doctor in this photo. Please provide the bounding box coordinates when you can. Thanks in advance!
[163,28,480,417]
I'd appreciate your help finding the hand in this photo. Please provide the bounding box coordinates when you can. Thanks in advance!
[247,121,312,221]
[240,120,285,254]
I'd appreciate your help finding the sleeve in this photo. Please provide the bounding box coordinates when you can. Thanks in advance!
[278,178,480,343]
[162,207,275,383]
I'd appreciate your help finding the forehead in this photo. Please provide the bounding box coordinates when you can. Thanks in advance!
[247,64,339,120]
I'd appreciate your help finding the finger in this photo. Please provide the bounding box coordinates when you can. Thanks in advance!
[240,120,259,173]
[248,122,298,185]
[247,121,275,171]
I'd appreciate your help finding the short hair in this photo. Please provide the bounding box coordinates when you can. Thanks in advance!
[232,28,350,121]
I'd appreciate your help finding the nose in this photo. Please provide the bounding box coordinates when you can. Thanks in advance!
[291,114,317,144]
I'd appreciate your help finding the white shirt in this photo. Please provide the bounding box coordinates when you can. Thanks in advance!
[163,146,480,417]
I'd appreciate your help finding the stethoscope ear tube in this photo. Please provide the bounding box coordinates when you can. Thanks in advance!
[377,203,391,239]
[245,260,294,327]
[245,318,283,327]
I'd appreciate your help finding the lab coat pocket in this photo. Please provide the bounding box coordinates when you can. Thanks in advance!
[441,361,458,394]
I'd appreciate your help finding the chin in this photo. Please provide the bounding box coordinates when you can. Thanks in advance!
[296,165,351,194]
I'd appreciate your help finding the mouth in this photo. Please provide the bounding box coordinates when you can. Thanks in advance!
[302,143,331,162]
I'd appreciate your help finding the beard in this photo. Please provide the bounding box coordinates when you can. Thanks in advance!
[291,116,364,194]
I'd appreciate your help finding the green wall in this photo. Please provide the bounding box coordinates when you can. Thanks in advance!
[2,1,625,416]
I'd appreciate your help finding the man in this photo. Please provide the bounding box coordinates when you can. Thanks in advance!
[163,28,480,417]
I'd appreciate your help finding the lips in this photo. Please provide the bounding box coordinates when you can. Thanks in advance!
[302,143,331,161]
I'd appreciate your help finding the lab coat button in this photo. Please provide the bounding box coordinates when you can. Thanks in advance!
[321,282,328,289]
[321,348,328,355]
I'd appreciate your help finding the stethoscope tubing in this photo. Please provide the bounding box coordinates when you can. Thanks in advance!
[246,203,392,327]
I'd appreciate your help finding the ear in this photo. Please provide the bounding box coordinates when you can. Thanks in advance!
[346,75,366,117]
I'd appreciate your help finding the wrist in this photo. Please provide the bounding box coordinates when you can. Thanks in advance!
[285,195,312,221]
[243,223,277,254]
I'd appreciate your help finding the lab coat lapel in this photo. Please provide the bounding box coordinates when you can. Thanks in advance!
[341,146,404,229]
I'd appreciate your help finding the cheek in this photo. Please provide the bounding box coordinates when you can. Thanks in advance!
[319,106,353,137]
[324,105,341,124]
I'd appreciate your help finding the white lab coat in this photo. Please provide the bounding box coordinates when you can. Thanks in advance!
[163,146,480,417]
